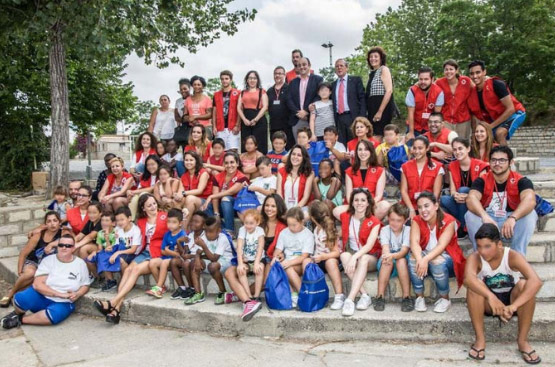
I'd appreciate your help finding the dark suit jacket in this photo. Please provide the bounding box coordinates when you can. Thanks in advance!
[286,74,324,126]
[332,75,367,119]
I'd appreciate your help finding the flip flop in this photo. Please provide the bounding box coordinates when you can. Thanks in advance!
[468,345,485,360]
[93,300,112,316]
[519,350,541,365]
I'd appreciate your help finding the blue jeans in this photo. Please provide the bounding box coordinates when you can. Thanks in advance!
[465,208,537,255]
[440,187,470,228]
[135,162,145,175]
[206,195,236,233]
[175,161,185,177]
[409,253,453,296]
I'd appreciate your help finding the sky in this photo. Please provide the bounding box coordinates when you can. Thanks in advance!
[122,0,402,105]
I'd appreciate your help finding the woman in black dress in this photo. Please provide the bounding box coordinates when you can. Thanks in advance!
[366,47,395,141]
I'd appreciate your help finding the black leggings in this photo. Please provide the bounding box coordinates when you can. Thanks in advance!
[241,108,268,154]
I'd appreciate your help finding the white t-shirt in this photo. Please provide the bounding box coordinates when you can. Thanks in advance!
[330,142,346,161]
[153,109,177,140]
[348,217,362,252]
[162,152,183,163]
[200,232,234,262]
[35,255,91,303]
[145,223,155,252]
[116,224,143,255]
[184,231,203,254]
[238,226,265,262]
[379,225,410,253]
[426,226,438,251]
[250,175,277,204]
[284,176,301,209]
[275,227,315,259]
[175,97,186,118]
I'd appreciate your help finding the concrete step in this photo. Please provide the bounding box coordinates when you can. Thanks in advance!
[513,157,540,175]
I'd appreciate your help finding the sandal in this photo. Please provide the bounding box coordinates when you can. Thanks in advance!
[105,308,120,325]
[519,350,541,365]
[0,296,11,308]
[93,300,112,316]
[468,345,485,360]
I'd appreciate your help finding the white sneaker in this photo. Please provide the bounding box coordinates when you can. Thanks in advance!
[330,294,345,310]
[356,293,372,310]
[342,298,355,317]
[433,298,451,313]
[414,296,427,312]
[291,292,298,308]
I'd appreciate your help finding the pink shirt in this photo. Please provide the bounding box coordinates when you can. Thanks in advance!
[185,95,212,126]
[299,76,309,110]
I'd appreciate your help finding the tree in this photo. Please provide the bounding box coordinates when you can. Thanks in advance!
[0,0,256,193]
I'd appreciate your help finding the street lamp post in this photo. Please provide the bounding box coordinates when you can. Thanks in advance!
[321,41,334,67]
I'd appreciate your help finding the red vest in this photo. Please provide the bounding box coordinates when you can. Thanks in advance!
[213,89,240,131]
[340,212,382,258]
[66,207,88,235]
[345,166,384,198]
[181,168,213,199]
[467,77,525,123]
[138,175,157,189]
[106,172,133,194]
[347,138,380,164]
[448,158,489,190]
[424,128,452,154]
[214,170,248,196]
[135,148,156,165]
[185,142,212,163]
[435,76,472,123]
[266,221,287,258]
[413,213,466,289]
[278,167,310,204]
[401,159,443,208]
[480,171,523,209]
[410,84,443,131]
[136,211,168,258]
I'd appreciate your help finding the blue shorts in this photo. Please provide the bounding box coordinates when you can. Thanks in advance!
[377,252,409,278]
[492,110,526,140]
[133,250,151,264]
[13,287,75,325]
[120,253,137,265]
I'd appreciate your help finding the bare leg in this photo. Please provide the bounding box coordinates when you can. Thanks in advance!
[285,265,303,292]
[7,266,36,299]
[375,200,391,221]
[149,258,162,284]
[513,281,540,362]
[347,255,371,300]
[377,260,393,297]
[253,265,265,298]
[170,258,185,287]
[21,310,52,326]
[191,261,204,293]
[208,262,226,293]
[224,266,249,302]
[104,271,114,280]
[109,261,151,306]
[395,258,411,298]
[466,288,489,359]
[183,260,193,287]
[495,128,508,146]
[156,260,171,288]
[237,266,253,299]
[325,259,343,295]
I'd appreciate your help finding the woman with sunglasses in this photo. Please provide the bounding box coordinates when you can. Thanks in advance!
[0,234,91,329]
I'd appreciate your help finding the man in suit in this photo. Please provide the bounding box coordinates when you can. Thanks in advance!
[332,59,366,144]
[287,57,324,142]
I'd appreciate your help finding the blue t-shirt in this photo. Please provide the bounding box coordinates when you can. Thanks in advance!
[161,230,186,259]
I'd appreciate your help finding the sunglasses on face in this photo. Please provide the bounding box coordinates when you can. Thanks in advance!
[58,244,74,249]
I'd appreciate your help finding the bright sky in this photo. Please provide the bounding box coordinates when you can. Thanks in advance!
[122,0,402,105]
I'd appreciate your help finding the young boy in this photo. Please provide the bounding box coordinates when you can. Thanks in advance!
[87,212,118,291]
[212,70,240,151]
[186,217,235,305]
[110,206,142,278]
[464,223,542,363]
[323,126,347,174]
[374,204,412,312]
[248,156,277,208]
[147,208,186,298]
[170,211,207,300]
[376,124,410,183]
[46,185,70,220]
[309,82,335,141]
[267,131,288,174]
[203,138,225,175]
[161,139,184,177]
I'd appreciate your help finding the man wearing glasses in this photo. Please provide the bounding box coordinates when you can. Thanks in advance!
[268,66,294,149]
[424,112,458,164]
[465,146,537,255]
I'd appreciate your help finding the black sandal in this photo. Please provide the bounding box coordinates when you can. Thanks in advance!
[93,300,112,316]
[519,350,541,365]
[468,345,485,360]
[105,308,120,324]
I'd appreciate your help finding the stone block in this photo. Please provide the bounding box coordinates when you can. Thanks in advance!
[0,246,19,258]
[8,210,31,222]
[10,235,28,247]
[0,224,20,236]
[0,235,7,247]
[526,246,546,263]
[33,209,45,220]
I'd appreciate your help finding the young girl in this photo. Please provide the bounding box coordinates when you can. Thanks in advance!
[126,155,160,219]
[400,136,444,218]
[277,144,314,211]
[130,132,157,179]
[73,202,103,264]
[204,138,225,175]
[471,121,496,163]
[312,159,342,210]
[236,209,265,308]
[345,139,390,219]
[181,151,212,231]
[156,141,166,158]
[441,137,489,238]
[240,135,264,180]
[98,157,134,213]
[347,117,380,164]
[409,192,466,313]
[161,139,184,177]
[272,207,315,308]
[153,165,184,211]
[303,201,344,310]
[333,189,382,317]
[46,186,70,221]
[185,123,212,163]
[87,212,118,291]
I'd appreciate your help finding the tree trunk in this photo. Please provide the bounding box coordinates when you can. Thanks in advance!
[48,21,70,196]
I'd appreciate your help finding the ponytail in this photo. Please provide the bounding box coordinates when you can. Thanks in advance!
[426,150,434,169]
[309,201,337,250]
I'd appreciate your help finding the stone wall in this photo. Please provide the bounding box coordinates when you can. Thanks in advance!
[510,126,555,157]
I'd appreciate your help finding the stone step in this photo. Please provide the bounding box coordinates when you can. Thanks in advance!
[513,157,540,175]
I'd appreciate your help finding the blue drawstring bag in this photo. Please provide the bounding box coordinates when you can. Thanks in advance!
[535,194,554,217]
[387,145,409,182]
[298,262,329,312]
[308,141,329,177]
[233,187,260,213]
[264,262,292,310]
[221,230,238,267]
[96,246,122,274]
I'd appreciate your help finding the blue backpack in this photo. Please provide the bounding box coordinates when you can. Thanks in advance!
[298,262,329,312]
[233,187,260,213]
[536,194,554,217]
[264,262,292,310]
[221,230,238,266]
[96,247,122,274]
[387,145,409,182]
[308,141,329,177]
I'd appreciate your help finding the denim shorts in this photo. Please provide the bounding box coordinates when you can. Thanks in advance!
[133,250,152,264]
[14,287,75,325]
[120,253,137,265]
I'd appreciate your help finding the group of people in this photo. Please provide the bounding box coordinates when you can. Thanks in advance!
[0,47,543,364]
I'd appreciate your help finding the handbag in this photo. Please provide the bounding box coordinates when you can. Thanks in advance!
[264,262,292,310]
[233,187,260,213]
[298,262,329,312]
[173,123,189,145]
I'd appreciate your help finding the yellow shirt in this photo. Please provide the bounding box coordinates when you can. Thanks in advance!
[376,142,410,168]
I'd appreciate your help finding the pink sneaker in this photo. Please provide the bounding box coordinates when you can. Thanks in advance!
[225,292,239,304]
[241,300,261,322]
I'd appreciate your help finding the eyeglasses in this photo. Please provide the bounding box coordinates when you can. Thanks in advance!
[428,120,442,124]
[76,194,90,198]
[490,158,509,165]
[353,188,369,194]
[58,244,74,249]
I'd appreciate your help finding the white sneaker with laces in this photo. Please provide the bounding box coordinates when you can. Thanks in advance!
[414,296,427,312]
[356,293,372,310]
[291,293,298,308]
[342,298,355,317]
[330,294,345,310]
[433,298,451,313]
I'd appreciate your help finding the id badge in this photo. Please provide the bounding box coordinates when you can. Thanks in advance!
[414,192,421,200]
[422,112,431,119]
[288,199,297,207]
[273,100,281,105]
[494,210,507,218]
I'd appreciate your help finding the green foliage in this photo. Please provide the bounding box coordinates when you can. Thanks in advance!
[130,100,158,135]
[319,66,336,83]
[350,0,555,122]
